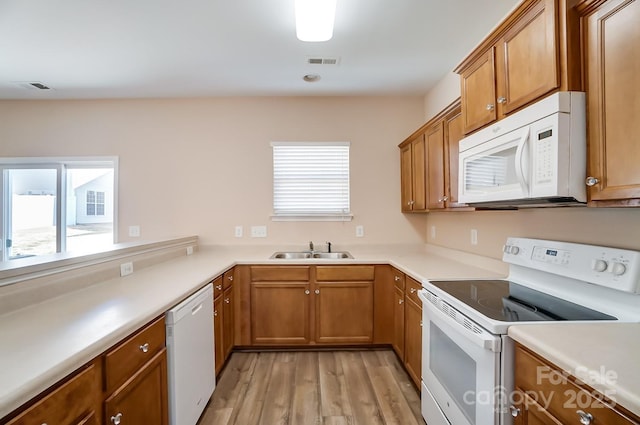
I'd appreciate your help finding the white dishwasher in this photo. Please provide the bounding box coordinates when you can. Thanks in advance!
[166,283,215,425]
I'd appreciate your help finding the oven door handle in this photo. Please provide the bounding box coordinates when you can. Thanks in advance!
[418,289,501,353]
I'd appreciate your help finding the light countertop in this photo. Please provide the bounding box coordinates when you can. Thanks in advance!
[509,323,640,418]
[0,243,506,419]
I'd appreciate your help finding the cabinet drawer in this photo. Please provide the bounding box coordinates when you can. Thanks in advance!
[212,276,223,298]
[6,362,99,425]
[316,265,375,281]
[405,276,422,305]
[250,266,310,281]
[515,345,638,425]
[222,269,234,289]
[392,268,405,290]
[105,316,165,394]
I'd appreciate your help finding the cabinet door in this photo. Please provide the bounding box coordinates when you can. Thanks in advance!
[404,297,422,388]
[583,0,640,203]
[444,103,467,208]
[104,349,168,425]
[497,0,559,115]
[392,286,405,359]
[250,282,311,345]
[512,391,563,425]
[222,285,234,359]
[426,121,446,209]
[400,142,414,212]
[213,295,224,375]
[461,48,497,134]
[315,282,374,344]
[411,136,427,211]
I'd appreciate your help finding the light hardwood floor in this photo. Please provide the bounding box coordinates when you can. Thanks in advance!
[197,350,425,425]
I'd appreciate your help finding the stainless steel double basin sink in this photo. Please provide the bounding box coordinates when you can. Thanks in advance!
[270,251,353,260]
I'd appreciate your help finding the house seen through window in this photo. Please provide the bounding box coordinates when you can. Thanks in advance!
[0,158,117,261]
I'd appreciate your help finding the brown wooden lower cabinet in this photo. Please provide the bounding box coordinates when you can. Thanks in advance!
[104,349,168,425]
[4,362,101,425]
[513,343,640,425]
[3,316,168,425]
[213,290,225,374]
[392,285,405,359]
[404,288,422,388]
[315,281,373,344]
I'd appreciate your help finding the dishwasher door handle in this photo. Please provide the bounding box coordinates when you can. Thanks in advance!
[191,303,203,315]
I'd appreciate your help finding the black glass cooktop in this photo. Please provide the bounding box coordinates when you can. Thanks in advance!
[428,280,617,322]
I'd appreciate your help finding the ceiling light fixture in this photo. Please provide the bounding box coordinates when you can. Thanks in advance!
[295,0,337,42]
[303,74,321,82]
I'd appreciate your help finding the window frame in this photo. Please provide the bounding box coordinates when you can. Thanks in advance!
[271,141,352,222]
[0,157,118,261]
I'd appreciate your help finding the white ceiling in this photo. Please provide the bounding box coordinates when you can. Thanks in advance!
[0,0,520,99]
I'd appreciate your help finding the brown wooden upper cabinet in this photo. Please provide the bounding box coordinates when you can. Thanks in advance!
[400,134,427,212]
[456,0,581,135]
[399,99,469,212]
[579,0,640,206]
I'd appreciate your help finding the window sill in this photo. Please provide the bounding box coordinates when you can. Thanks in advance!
[271,214,354,222]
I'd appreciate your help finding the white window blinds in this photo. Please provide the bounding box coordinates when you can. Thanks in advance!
[272,142,351,220]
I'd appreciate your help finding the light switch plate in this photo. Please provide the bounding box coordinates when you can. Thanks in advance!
[120,262,134,276]
[471,229,478,245]
[251,225,267,238]
[235,226,243,238]
[355,225,364,237]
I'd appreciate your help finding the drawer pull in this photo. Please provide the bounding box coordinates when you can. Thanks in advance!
[577,410,593,425]
[139,343,150,353]
[111,413,123,425]
[227,275,234,281]
[315,289,320,295]
[225,298,230,304]
[410,287,417,294]
[215,284,223,290]
[394,276,401,282]
[305,289,310,295]
[509,405,520,417]
[399,299,404,305]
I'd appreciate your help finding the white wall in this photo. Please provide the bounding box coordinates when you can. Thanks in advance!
[0,97,428,247]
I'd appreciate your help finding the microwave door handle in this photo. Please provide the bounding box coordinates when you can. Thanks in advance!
[514,128,530,193]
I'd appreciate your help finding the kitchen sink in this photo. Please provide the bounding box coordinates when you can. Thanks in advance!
[270,251,353,259]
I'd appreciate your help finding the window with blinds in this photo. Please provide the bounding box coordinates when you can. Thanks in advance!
[271,142,351,220]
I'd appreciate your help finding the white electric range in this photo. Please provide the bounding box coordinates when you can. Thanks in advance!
[418,237,640,425]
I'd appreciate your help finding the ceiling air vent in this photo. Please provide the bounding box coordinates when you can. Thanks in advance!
[306,57,340,65]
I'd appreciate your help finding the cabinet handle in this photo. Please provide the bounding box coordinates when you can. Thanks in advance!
[315,289,320,294]
[585,176,600,187]
[399,299,404,305]
[111,413,123,425]
[305,289,310,295]
[394,276,401,282]
[419,320,423,327]
[215,284,222,291]
[486,103,495,111]
[438,196,449,202]
[410,287,417,294]
[227,276,233,281]
[577,410,593,425]
[225,298,230,304]
[139,343,149,353]
[214,310,218,316]
[509,405,520,417]
[497,96,506,104]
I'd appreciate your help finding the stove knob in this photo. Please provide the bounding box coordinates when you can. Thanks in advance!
[591,259,608,272]
[510,246,520,255]
[610,262,627,276]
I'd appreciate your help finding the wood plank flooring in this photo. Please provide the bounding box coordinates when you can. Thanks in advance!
[197,350,424,425]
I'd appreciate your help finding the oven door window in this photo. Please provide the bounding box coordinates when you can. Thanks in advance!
[431,323,477,423]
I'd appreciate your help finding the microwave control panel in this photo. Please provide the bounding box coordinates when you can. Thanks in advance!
[534,128,554,183]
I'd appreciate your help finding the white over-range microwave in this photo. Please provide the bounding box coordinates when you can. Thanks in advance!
[458,91,587,208]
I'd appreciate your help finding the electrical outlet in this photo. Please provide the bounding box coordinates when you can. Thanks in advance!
[235,226,243,238]
[128,225,140,237]
[471,229,478,245]
[251,225,267,238]
[431,225,436,239]
[120,262,134,276]
[355,225,364,237]
[186,246,194,255]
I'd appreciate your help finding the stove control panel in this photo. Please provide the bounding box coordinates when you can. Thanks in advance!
[503,238,640,294]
